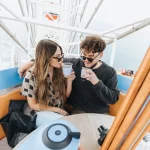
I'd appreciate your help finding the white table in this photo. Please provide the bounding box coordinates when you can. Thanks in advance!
[13,113,115,150]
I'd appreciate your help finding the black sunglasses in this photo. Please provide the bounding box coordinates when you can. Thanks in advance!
[80,53,100,62]
[53,53,64,62]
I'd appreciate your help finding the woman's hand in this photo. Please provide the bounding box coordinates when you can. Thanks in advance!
[57,108,69,116]
[66,71,76,97]
[67,71,76,82]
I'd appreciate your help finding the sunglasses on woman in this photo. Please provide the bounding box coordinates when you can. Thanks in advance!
[80,53,100,62]
[53,53,64,62]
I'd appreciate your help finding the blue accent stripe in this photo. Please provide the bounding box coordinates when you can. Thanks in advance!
[0,67,23,90]
[117,74,133,93]
[0,68,133,93]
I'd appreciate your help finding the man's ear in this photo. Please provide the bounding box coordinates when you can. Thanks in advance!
[99,52,103,59]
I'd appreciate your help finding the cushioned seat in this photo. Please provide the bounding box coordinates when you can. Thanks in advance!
[0,89,26,139]
[0,88,125,140]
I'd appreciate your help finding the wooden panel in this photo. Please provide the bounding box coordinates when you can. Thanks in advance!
[120,102,150,150]
[131,124,150,150]
[0,88,26,140]
[0,125,5,140]
[109,92,126,116]
[109,71,150,150]
[101,47,150,150]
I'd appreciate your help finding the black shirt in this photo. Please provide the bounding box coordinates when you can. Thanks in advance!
[64,58,120,113]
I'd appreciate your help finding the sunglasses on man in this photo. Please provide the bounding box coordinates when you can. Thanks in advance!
[80,53,100,62]
[53,53,64,62]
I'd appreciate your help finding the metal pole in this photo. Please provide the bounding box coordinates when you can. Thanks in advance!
[110,38,117,67]
[28,2,32,60]
[0,15,112,38]
[65,53,79,57]
[18,0,34,47]
[30,2,36,44]
[77,0,81,55]
[27,0,36,43]
[1,1,35,47]
[84,0,104,29]
[17,0,29,31]
[59,12,77,24]
[69,0,105,53]
[0,1,20,19]
[29,0,80,14]
[35,0,43,43]
[61,42,80,47]
[11,46,15,68]
[0,20,32,58]
[107,19,150,45]
[67,0,80,52]
[68,0,88,52]
[25,0,29,16]
[102,18,150,36]
[28,41,80,48]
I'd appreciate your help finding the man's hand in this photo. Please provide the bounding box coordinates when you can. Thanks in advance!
[83,69,99,85]
[18,61,34,78]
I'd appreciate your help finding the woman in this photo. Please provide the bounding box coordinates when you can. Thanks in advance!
[21,39,75,127]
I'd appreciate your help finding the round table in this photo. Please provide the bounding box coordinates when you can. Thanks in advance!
[62,114,115,150]
[13,113,115,150]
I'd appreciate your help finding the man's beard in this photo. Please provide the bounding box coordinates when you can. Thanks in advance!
[82,60,98,69]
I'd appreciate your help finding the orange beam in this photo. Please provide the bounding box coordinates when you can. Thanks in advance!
[131,124,150,150]
[101,47,150,150]
[120,102,150,149]
[109,71,150,149]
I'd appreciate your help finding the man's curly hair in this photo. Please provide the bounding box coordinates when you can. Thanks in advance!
[80,36,106,53]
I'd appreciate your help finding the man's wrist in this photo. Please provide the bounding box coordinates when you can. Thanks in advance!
[92,79,99,85]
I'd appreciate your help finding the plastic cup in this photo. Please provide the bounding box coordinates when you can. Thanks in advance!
[62,63,73,77]
[81,67,91,81]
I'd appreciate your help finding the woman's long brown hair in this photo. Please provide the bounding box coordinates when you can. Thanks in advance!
[34,39,66,110]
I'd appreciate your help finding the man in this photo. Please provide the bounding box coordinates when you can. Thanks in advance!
[19,36,120,114]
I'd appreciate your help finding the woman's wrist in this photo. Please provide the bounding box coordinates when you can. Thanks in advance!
[48,106,58,113]
[53,107,62,114]
[67,79,73,84]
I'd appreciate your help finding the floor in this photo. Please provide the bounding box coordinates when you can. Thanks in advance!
[0,138,12,150]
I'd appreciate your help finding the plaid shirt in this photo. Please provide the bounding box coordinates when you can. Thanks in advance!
[21,70,64,108]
